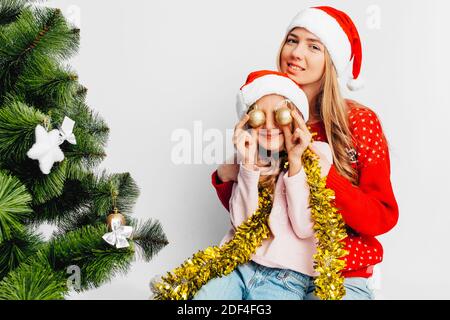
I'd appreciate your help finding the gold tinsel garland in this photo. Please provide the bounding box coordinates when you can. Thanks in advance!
[301,148,349,300]
[151,147,348,300]
[150,187,274,300]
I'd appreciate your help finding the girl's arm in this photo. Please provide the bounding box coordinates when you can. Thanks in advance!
[284,141,333,239]
[325,108,399,236]
[227,164,260,228]
[283,168,314,239]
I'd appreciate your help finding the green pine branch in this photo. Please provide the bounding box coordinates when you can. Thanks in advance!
[0,100,47,163]
[131,218,169,262]
[0,259,68,300]
[30,179,89,225]
[31,170,141,230]
[0,170,33,243]
[23,158,67,205]
[82,171,140,218]
[44,224,135,291]
[0,0,27,26]
[0,228,43,280]
[0,6,79,100]
[0,224,135,299]
[16,57,80,112]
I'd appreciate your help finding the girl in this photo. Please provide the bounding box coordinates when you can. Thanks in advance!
[193,70,334,300]
[211,6,399,300]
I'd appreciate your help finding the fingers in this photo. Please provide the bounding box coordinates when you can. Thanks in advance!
[300,130,313,147]
[236,130,250,147]
[234,113,249,131]
[291,127,313,149]
[292,110,314,146]
[309,143,332,174]
[291,128,301,144]
[282,125,293,150]
[249,130,258,164]
[308,143,323,158]
[235,132,247,162]
[250,128,258,145]
[240,129,257,148]
[291,109,309,133]
[290,109,300,131]
[233,114,250,145]
[235,130,257,164]
[235,128,257,148]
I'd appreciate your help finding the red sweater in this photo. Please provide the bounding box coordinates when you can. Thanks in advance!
[211,100,399,278]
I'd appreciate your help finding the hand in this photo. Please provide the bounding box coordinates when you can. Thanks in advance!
[233,113,258,170]
[281,109,313,175]
[217,162,239,182]
[309,143,332,177]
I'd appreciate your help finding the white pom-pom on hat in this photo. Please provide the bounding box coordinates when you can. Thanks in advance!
[347,77,365,91]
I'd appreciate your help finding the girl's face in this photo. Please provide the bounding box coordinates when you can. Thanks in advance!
[279,27,326,87]
[252,94,296,153]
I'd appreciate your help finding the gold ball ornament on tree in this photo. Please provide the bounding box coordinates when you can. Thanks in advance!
[102,191,134,249]
[106,208,126,230]
[275,107,293,126]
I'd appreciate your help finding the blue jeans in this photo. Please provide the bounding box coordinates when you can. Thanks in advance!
[192,260,374,300]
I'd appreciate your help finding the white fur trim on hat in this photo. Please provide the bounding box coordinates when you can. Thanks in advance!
[287,8,351,77]
[347,77,365,91]
[236,74,309,121]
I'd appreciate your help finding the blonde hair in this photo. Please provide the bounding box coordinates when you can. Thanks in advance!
[257,153,287,195]
[319,50,358,185]
[275,32,359,185]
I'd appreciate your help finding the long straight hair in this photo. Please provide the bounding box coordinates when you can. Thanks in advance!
[319,50,358,185]
[276,35,359,185]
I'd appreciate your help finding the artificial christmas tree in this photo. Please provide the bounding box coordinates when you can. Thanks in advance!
[0,0,168,299]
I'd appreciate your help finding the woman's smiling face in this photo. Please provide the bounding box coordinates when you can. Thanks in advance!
[279,27,326,87]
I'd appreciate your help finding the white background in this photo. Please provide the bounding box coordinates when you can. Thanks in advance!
[40,0,450,299]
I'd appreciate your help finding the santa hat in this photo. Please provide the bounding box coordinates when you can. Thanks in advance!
[236,70,309,121]
[286,6,364,91]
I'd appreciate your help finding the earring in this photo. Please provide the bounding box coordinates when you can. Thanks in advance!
[275,100,293,126]
[247,104,265,128]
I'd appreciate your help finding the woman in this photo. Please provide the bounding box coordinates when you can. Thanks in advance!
[211,6,399,300]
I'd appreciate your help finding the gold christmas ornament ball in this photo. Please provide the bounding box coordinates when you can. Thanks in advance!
[248,109,266,128]
[106,212,125,230]
[275,107,293,126]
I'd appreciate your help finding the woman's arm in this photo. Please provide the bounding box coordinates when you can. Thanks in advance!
[211,157,241,212]
[211,170,234,211]
[326,109,399,236]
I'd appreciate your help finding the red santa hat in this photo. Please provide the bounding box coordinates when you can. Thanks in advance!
[236,70,309,121]
[285,6,364,91]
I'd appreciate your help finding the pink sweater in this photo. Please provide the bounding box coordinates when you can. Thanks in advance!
[219,141,333,276]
